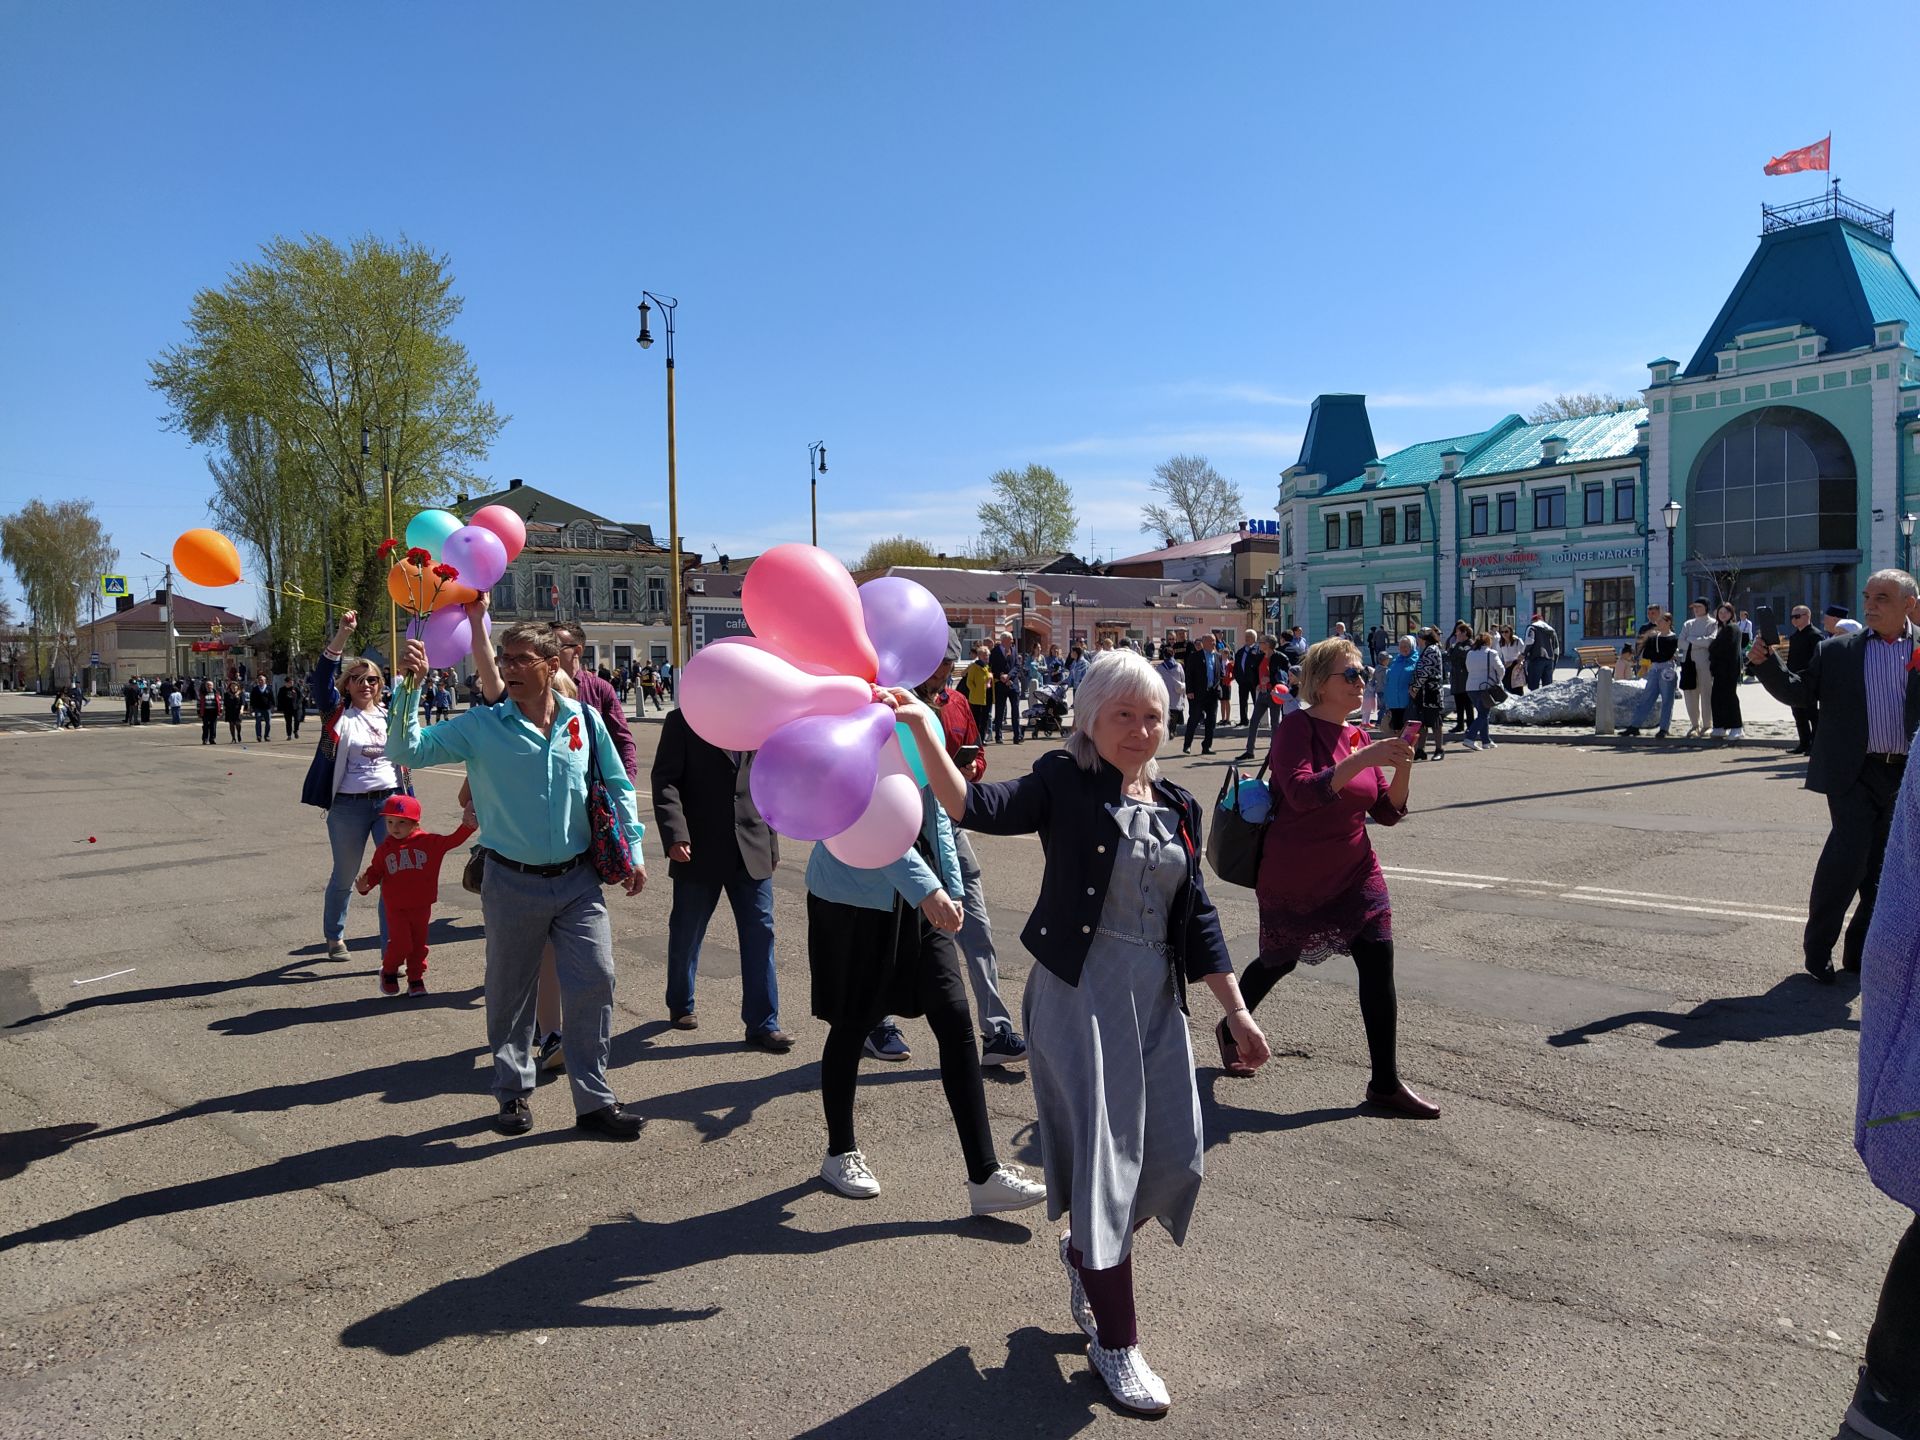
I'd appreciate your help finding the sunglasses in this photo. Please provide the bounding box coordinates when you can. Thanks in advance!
[348,674,382,686]
[1338,666,1365,683]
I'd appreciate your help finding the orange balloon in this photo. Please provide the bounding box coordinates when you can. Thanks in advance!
[388,560,479,612]
[173,529,242,587]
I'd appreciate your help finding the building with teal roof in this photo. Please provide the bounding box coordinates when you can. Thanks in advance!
[1274,186,1920,653]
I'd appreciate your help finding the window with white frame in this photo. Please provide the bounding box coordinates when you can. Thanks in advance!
[573,573,593,612]
[611,575,631,612]
[1379,508,1397,546]
[1381,591,1421,639]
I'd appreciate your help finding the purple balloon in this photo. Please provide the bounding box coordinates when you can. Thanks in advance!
[749,704,894,841]
[859,576,952,688]
[441,524,509,592]
[421,604,489,668]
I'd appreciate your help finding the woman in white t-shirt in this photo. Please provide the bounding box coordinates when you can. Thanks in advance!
[303,611,403,960]
[1461,632,1506,751]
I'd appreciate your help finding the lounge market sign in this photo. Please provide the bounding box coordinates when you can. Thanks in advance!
[1459,540,1648,572]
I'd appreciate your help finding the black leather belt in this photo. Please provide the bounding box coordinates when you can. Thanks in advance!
[488,852,587,878]
[1866,753,1908,766]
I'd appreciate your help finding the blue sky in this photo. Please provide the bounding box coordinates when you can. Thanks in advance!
[2,1,1913,618]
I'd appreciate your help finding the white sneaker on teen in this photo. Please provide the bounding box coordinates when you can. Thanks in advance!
[967,1164,1046,1214]
[1709,728,1725,739]
[1059,1233,1096,1339]
[1729,727,1744,740]
[1460,740,1479,751]
[820,1149,881,1199]
[1087,1340,1171,1414]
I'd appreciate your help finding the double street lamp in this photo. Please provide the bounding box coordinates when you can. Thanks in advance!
[809,442,828,547]
[637,293,683,669]
[1662,499,1683,618]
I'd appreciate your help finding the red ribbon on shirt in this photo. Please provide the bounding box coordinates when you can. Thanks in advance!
[567,717,583,750]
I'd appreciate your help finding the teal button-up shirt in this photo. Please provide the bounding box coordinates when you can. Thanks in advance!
[387,681,645,869]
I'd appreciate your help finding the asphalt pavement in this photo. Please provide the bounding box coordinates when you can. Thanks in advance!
[0,692,1894,1439]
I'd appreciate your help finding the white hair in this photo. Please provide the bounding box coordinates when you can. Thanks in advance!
[1868,568,1918,599]
[1064,650,1164,782]
[1399,635,1416,651]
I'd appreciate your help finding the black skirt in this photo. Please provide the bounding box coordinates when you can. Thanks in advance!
[807,892,967,1028]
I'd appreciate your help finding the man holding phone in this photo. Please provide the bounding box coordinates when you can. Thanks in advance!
[1785,606,1820,755]
[917,632,1025,1065]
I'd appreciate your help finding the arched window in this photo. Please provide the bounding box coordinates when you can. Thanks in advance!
[1687,407,1856,559]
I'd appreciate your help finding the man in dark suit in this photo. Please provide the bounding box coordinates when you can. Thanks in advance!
[988,631,1021,744]
[651,707,791,1051]
[1182,633,1222,754]
[1233,629,1262,727]
[1751,569,1920,981]
[1783,604,1820,755]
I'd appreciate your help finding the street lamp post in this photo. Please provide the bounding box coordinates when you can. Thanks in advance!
[138,550,179,679]
[361,424,398,672]
[1466,567,1478,631]
[637,293,683,669]
[1065,590,1079,648]
[1902,512,1917,574]
[1662,500,1683,618]
[808,442,827,547]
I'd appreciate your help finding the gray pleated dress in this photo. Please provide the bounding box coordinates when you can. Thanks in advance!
[1024,798,1205,1271]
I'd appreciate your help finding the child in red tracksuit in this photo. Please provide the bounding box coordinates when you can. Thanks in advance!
[355,794,475,995]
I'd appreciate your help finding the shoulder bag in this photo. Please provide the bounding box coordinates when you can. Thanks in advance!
[1205,751,1271,889]
[579,706,638,884]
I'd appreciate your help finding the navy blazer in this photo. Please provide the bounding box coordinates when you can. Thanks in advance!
[961,749,1232,1012]
[1755,622,1920,796]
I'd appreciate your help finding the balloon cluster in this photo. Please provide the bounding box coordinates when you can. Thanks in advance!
[678,545,952,868]
[382,505,527,666]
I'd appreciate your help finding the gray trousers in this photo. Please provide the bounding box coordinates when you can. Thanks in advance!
[953,831,1013,1036]
[480,858,618,1113]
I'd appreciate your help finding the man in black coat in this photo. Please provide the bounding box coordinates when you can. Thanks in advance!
[1783,604,1821,755]
[988,631,1021,744]
[651,707,791,1051]
[1232,629,1262,727]
[1181,633,1223,754]
[1751,570,1920,981]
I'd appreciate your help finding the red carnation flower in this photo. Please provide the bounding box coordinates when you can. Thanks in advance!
[405,547,431,566]
[432,563,459,581]
[377,538,399,560]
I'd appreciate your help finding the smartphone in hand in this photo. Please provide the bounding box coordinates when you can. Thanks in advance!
[1400,720,1423,749]
[1756,605,1780,648]
[954,744,981,768]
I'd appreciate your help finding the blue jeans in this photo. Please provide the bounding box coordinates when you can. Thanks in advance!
[323,791,388,948]
[1468,691,1494,743]
[1526,656,1555,691]
[665,869,780,1035]
[953,832,1011,1036]
[1630,661,1678,731]
[481,858,618,1112]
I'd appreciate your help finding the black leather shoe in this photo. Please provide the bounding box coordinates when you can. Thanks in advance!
[495,1096,533,1135]
[746,1028,796,1054]
[1804,956,1836,984]
[575,1103,644,1140]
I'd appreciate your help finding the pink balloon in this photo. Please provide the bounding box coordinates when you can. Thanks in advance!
[679,636,874,751]
[742,543,879,681]
[469,504,527,562]
[824,737,925,868]
[707,635,842,678]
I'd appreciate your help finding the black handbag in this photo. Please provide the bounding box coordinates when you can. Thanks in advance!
[1680,657,1698,690]
[1205,753,1271,889]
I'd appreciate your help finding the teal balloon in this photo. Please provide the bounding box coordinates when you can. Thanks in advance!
[895,722,928,785]
[404,509,463,560]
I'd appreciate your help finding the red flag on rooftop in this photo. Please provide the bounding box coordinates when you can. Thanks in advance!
[1764,135,1830,175]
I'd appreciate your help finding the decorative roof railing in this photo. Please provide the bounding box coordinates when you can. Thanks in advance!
[1762,183,1893,241]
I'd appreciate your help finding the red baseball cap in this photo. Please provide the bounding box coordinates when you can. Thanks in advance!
[381,794,422,821]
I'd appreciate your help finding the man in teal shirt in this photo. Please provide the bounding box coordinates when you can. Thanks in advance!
[391,619,648,1139]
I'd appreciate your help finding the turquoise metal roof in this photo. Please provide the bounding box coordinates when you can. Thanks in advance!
[1845,231,1920,335]
[1456,407,1647,478]
[1317,418,1518,495]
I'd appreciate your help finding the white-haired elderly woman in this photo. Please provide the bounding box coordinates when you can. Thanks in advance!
[897,649,1270,1416]
[301,610,403,959]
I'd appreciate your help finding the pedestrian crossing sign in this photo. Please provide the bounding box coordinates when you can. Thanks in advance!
[100,574,129,598]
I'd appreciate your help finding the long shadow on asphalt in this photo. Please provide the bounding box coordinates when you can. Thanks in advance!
[337,1180,1033,1357]
[791,1327,1105,1437]
[1418,758,1809,814]
[4,955,359,1030]
[208,984,484,1036]
[1198,1068,1364,1150]
[0,1123,100,1181]
[1545,971,1859,1050]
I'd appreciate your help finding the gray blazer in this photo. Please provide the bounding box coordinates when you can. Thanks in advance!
[1754,622,1920,795]
[650,709,778,882]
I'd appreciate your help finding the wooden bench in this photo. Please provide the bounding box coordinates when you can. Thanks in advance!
[1573,645,1619,677]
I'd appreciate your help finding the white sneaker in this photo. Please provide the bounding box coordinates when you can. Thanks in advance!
[967,1164,1046,1215]
[1087,1340,1171,1414]
[1059,1233,1096,1339]
[1460,740,1479,751]
[324,939,349,961]
[820,1149,881,1199]
[1728,727,1744,740]
[1484,738,1498,749]
[1709,728,1725,739]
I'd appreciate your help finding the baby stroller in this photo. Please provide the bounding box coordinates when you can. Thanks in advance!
[1029,682,1070,738]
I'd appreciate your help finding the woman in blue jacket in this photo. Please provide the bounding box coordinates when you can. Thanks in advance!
[806,743,1044,1220]
[901,649,1270,1416]
[1381,635,1418,733]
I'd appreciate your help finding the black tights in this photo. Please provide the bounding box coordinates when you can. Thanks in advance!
[1868,1215,1920,1400]
[1239,935,1399,1089]
[822,1004,997,1186]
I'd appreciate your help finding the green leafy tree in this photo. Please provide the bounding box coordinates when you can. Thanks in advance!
[1,498,115,685]
[1140,454,1244,545]
[149,233,507,643]
[1526,392,1639,423]
[854,535,939,572]
[976,464,1078,562]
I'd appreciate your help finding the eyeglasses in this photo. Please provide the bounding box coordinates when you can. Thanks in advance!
[348,674,382,686]
[499,652,551,670]
[1338,666,1365,683]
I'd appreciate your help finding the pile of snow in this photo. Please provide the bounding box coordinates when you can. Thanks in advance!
[1492,675,1647,727]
